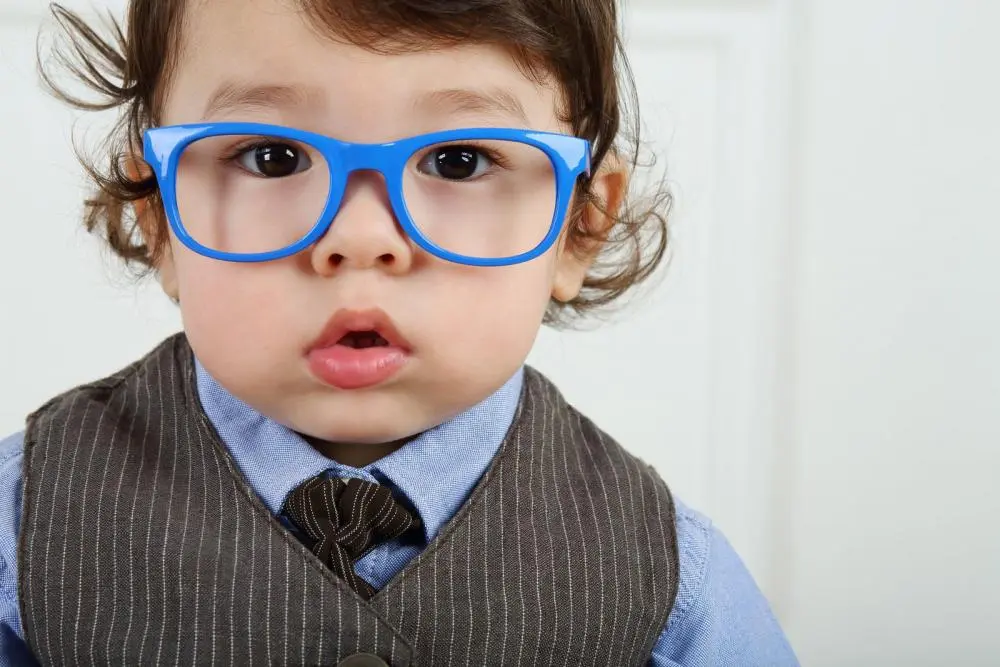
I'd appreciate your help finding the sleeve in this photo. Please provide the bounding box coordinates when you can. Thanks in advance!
[0,432,36,666]
[648,500,799,667]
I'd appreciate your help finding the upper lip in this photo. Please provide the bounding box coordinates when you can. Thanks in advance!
[307,307,411,352]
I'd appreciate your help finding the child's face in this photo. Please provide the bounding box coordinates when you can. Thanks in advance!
[151,0,608,446]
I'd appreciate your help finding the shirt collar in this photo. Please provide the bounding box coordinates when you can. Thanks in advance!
[195,361,524,543]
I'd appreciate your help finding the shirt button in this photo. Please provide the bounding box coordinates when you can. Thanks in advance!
[337,653,389,667]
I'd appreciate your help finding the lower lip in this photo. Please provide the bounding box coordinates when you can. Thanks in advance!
[307,345,408,390]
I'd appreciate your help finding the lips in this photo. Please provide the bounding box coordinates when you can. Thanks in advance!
[306,308,411,390]
[308,308,412,353]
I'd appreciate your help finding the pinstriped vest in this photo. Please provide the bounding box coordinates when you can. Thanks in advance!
[19,334,679,666]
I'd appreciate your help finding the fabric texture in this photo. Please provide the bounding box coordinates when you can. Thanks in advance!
[0,335,800,666]
[16,334,681,666]
[283,475,423,599]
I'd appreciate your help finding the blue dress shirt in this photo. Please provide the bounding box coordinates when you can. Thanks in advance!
[0,362,797,666]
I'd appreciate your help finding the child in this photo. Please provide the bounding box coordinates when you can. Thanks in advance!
[0,0,798,664]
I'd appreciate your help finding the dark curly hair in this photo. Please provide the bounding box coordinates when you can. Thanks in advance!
[38,0,671,327]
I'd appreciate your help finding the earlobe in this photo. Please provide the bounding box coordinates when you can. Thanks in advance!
[551,153,629,303]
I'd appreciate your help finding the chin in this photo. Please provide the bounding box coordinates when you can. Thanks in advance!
[283,392,437,443]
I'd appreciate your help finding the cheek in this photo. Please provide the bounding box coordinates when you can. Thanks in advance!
[425,258,556,364]
[167,236,559,394]
[170,250,299,364]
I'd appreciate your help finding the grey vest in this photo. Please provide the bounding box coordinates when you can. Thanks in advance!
[19,334,679,666]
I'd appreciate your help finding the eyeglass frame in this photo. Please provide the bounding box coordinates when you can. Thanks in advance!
[142,122,593,267]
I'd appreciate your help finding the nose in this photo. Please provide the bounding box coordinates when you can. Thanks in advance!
[309,172,414,276]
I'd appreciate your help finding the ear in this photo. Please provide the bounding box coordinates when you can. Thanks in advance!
[551,153,628,302]
[126,155,179,301]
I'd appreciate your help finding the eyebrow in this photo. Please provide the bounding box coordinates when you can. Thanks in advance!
[414,88,530,125]
[202,82,327,119]
[201,82,530,126]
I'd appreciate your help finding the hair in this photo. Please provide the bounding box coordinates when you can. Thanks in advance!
[38,0,671,327]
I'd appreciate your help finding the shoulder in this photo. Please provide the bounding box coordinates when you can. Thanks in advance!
[0,434,22,472]
[0,432,23,546]
[0,432,23,591]
[657,497,800,665]
[24,335,189,434]
[668,498,715,626]
[524,368,673,491]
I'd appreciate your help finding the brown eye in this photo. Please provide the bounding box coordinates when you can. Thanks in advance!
[418,145,492,181]
[237,142,311,178]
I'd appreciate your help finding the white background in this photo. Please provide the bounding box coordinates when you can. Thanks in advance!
[1,0,998,664]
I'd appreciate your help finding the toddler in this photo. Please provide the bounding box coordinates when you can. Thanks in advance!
[0,0,798,665]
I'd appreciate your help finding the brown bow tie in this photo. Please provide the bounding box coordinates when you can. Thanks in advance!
[282,475,422,599]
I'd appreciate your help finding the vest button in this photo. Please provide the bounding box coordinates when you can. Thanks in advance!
[337,654,389,667]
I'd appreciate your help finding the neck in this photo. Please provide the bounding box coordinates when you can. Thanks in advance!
[303,435,410,468]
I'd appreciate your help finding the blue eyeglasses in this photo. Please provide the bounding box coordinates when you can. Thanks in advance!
[142,123,592,267]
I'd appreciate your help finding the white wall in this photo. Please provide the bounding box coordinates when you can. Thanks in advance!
[0,0,998,665]
[786,1,1000,664]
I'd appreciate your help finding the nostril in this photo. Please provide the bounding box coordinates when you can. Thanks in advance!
[316,252,398,271]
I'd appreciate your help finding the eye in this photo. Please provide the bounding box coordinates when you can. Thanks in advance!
[236,142,312,178]
[417,145,494,181]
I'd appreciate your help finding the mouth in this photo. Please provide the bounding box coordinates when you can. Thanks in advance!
[336,331,390,349]
[306,308,412,390]
[308,307,412,353]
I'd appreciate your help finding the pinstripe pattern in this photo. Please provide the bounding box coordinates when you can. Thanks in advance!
[284,475,422,599]
[17,334,678,665]
[371,364,680,666]
[18,336,413,666]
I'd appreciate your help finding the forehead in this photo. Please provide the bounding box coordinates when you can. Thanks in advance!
[163,0,565,139]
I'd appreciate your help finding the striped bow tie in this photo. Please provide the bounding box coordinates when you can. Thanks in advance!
[282,475,423,599]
